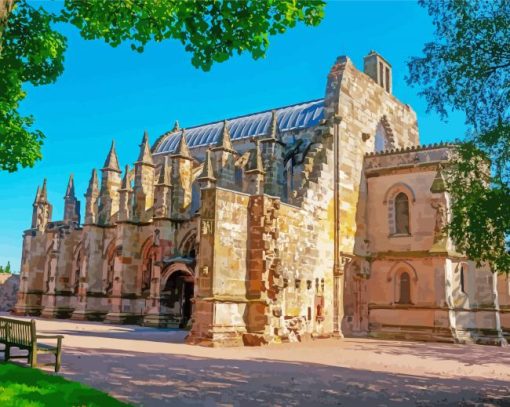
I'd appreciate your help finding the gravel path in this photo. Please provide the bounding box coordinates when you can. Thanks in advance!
[2,314,509,406]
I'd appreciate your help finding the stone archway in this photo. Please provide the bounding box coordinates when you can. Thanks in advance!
[160,263,194,328]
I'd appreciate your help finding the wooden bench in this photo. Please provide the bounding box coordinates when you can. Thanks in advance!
[0,317,63,372]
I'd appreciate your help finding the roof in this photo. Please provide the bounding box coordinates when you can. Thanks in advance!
[153,99,324,155]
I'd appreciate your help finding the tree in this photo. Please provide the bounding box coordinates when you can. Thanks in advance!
[407,0,510,273]
[4,261,10,274]
[0,0,325,172]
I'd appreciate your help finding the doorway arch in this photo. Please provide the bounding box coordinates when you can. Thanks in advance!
[160,263,194,328]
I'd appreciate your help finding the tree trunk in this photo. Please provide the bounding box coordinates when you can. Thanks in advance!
[0,0,15,57]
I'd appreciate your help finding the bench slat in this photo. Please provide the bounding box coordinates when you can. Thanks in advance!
[0,317,63,372]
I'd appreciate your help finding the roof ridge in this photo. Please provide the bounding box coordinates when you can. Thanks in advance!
[162,98,324,135]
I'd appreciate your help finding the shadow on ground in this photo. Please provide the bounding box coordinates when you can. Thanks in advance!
[365,340,510,367]
[38,328,188,344]
[53,348,510,407]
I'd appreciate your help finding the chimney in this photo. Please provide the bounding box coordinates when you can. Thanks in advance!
[364,51,392,94]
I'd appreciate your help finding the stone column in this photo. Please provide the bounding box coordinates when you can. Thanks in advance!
[333,256,352,337]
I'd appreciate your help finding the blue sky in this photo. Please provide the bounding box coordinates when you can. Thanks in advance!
[0,1,466,271]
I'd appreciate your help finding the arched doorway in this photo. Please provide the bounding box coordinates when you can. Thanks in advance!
[161,266,194,328]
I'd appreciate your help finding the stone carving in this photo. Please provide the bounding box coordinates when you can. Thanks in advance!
[153,229,161,247]
[431,200,447,244]
[201,220,214,235]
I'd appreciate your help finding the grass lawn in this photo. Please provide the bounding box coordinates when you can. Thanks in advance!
[0,362,129,407]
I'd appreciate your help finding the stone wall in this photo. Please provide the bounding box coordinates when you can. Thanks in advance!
[14,51,507,347]
[189,187,250,346]
[189,175,338,346]
[324,56,419,257]
[0,274,20,312]
[361,145,505,345]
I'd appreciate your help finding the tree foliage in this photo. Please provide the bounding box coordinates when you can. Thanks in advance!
[408,0,510,272]
[0,261,11,273]
[61,0,324,71]
[0,1,66,172]
[0,0,325,172]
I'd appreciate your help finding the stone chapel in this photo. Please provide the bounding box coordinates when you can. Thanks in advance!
[14,52,509,346]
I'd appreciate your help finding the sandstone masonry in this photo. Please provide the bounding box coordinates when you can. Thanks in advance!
[14,52,508,346]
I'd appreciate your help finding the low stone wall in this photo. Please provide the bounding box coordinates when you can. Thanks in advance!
[0,274,20,312]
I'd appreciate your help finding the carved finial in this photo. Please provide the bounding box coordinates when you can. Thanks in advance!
[33,185,41,204]
[137,131,153,165]
[215,120,234,151]
[175,129,191,158]
[85,169,99,197]
[121,165,131,190]
[172,120,180,132]
[65,174,75,198]
[103,140,121,172]
[198,148,216,181]
[40,179,48,202]
[430,165,447,193]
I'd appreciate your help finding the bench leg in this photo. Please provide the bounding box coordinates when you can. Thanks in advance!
[29,348,37,368]
[5,345,10,362]
[55,349,61,373]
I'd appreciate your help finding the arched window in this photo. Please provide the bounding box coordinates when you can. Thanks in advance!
[235,167,243,188]
[105,252,115,295]
[191,182,201,214]
[374,123,387,152]
[395,192,410,234]
[179,232,197,259]
[399,272,411,304]
[73,250,81,295]
[460,265,466,294]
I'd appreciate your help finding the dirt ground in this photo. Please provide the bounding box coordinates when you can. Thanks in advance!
[1,314,509,406]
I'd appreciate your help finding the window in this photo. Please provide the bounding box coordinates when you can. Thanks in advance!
[385,67,390,92]
[395,192,410,234]
[399,272,411,304]
[73,251,81,294]
[105,255,115,295]
[191,182,201,214]
[374,123,386,152]
[235,167,243,188]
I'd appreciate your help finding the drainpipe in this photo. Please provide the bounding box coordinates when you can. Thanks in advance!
[333,115,343,337]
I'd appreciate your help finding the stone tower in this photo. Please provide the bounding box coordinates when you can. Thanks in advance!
[31,179,52,231]
[98,141,122,225]
[211,120,236,189]
[261,110,285,197]
[171,130,193,220]
[133,131,155,222]
[118,165,133,222]
[84,169,99,224]
[63,174,81,225]
[197,148,217,189]
[153,156,172,218]
[244,139,265,195]
[363,50,392,94]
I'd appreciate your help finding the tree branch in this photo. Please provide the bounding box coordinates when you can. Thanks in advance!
[0,0,15,56]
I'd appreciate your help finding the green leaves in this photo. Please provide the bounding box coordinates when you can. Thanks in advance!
[445,143,510,273]
[408,0,510,273]
[61,0,325,71]
[0,0,324,172]
[0,0,66,172]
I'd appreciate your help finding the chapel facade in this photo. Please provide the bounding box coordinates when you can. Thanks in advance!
[14,52,509,346]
